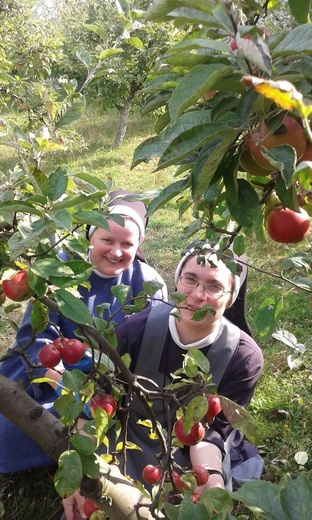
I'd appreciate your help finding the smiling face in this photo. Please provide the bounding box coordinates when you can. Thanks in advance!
[89,218,140,276]
[176,255,233,341]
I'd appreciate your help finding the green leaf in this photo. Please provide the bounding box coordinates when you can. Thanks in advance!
[255,296,283,341]
[56,95,86,128]
[275,176,299,212]
[143,279,165,297]
[169,64,233,122]
[273,24,312,55]
[231,480,282,519]
[70,434,95,456]
[62,369,92,394]
[110,283,131,303]
[98,48,123,60]
[53,394,84,422]
[163,501,179,520]
[225,179,260,228]
[132,110,211,168]
[185,347,210,374]
[76,49,91,69]
[199,487,233,515]
[146,179,188,217]
[30,301,49,334]
[219,396,261,445]
[54,289,93,325]
[288,0,311,23]
[193,131,239,195]
[85,23,107,41]
[51,209,72,231]
[79,453,99,479]
[0,201,42,217]
[73,210,110,229]
[48,168,68,201]
[74,172,110,191]
[280,474,312,519]
[54,450,83,498]
[184,396,208,432]
[124,37,144,50]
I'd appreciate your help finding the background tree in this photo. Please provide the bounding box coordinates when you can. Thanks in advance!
[51,0,175,146]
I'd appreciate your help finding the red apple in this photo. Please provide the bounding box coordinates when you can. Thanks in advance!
[206,395,222,423]
[0,283,6,305]
[142,464,162,484]
[249,117,307,171]
[239,134,273,177]
[38,343,62,368]
[299,140,312,162]
[60,338,86,364]
[90,393,117,418]
[191,465,209,486]
[2,270,34,302]
[83,497,100,518]
[174,416,205,446]
[266,206,310,243]
[229,35,252,51]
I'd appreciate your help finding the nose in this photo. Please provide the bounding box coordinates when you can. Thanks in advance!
[191,283,206,299]
[111,245,123,258]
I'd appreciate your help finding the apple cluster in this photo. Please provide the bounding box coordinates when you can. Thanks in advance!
[38,337,87,368]
[173,394,222,447]
[237,116,311,244]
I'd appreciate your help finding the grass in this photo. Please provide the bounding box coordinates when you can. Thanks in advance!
[0,106,311,518]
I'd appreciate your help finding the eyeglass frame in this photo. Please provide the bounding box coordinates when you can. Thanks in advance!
[178,275,233,299]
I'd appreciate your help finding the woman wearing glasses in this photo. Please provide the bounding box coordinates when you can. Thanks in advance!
[114,242,264,492]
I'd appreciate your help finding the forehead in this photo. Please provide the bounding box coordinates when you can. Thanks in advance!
[181,255,232,284]
[91,218,140,241]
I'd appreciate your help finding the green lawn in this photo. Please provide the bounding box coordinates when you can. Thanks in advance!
[0,106,311,519]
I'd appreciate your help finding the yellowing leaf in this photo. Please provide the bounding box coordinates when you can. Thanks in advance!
[241,76,312,118]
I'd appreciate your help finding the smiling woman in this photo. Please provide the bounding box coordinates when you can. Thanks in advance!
[0,189,168,475]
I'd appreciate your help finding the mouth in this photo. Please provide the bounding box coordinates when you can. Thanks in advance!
[104,257,123,264]
[183,301,201,312]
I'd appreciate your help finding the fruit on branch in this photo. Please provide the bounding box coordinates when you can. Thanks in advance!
[0,283,6,305]
[239,134,273,177]
[52,337,67,350]
[61,338,87,364]
[191,465,209,486]
[206,395,222,424]
[266,206,310,243]
[90,393,117,418]
[142,464,162,484]
[249,117,307,171]
[300,140,312,162]
[174,416,205,446]
[38,343,62,368]
[83,497,100,518]
[229,35,252,51]
[2,270,34,302]
[203,90,217,101]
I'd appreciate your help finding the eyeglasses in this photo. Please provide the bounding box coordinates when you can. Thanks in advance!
[179,275,233,299]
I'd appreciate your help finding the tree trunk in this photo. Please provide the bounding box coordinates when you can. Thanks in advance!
[0,374,164,519]
[112,99,132,148]
[0,374,69,460]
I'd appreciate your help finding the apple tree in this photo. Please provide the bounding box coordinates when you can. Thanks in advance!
[51,0,175,146]
[0,1,312,519]
[132,0,312,340]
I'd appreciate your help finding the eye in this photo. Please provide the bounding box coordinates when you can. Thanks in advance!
[184,275,197,283]
[208,284,224,293]
[122,242,134,248]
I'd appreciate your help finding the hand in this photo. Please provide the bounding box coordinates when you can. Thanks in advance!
[62,491,86,520]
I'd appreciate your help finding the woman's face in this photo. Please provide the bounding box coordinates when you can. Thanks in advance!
[89,218,140,276]
[176,255,233,333]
